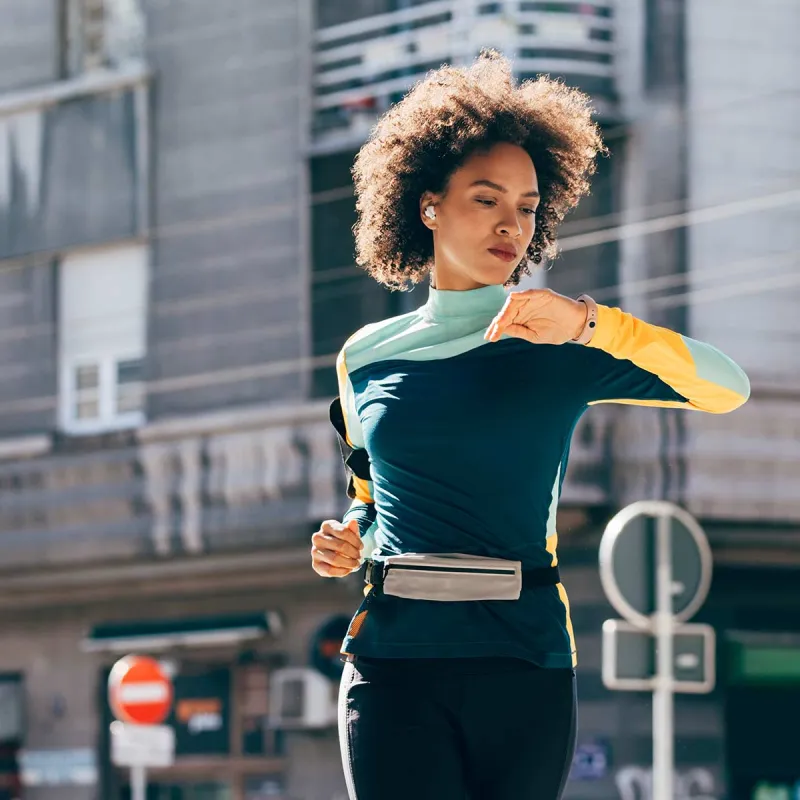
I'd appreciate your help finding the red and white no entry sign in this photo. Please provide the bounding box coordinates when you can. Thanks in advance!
[108,655,173,726]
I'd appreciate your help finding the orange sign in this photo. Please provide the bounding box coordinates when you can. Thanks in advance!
[176,698,221,722]
[108,655,173,726]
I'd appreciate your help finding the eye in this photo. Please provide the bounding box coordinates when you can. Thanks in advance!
[475,198,497,207]
[520,207,537,216]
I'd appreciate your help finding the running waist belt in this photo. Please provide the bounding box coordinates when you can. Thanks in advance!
[365,554,561,602]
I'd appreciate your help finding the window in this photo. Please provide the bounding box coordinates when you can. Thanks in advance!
[545,145,618,303]
[315,0,394,29]
[310,152,423,398]
[0,674,23,797]
[315,0,443,28]
[58,243,148,434]
[115,358,145,413]
[0,674,23,743]
[240,664,284,758]
[72,363,101,420]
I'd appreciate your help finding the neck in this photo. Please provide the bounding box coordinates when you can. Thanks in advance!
[430,258,494,291]
[424,282,506,322]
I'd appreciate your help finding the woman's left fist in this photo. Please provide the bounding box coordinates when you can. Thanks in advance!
[484,288,587,346]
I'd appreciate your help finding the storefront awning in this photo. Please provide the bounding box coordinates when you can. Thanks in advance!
[81,611,281,654]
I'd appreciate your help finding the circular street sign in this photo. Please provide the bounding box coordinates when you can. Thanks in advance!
[309,615,351,681]
[599,501,712,628]
[108,655,173,726]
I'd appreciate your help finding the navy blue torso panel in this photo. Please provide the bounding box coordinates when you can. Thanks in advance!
[352,340,586,564]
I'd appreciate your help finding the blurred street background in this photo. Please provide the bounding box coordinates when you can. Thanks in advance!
[0,0,798,798]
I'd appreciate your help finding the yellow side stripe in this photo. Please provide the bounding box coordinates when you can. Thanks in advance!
[337,342,375,504]
[335,346,354,448]
[547,534,577,666]
[556,583,578,668]
[546,532,559,567]
[351,477,374,506]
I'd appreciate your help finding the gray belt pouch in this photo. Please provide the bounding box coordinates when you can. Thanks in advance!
[381,553,522,601]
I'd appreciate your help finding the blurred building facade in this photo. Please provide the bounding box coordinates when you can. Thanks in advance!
[0,1,797,799]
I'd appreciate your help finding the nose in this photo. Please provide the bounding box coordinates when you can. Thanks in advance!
[496,215,522,238]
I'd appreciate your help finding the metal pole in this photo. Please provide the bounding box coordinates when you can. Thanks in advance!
[131,765,146,800]
[653,513,675,800]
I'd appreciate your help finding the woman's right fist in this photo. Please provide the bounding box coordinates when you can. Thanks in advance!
[311,519,364,578]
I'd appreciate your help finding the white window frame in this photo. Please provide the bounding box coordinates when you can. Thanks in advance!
[60,351,145,435]
[58,242,149,436]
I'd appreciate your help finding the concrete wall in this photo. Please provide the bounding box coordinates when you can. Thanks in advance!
[0,0,57,93]
[679,1,800,521]
[143,0,312,418]
[0,262,58,436]
[685,0,800,382]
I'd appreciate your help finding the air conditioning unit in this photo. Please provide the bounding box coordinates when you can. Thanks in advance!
[268,668,337,731]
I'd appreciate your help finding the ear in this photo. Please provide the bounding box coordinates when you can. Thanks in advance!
[419,192,439,230]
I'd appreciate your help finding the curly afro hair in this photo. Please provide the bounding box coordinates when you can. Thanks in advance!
[351,50,606,289]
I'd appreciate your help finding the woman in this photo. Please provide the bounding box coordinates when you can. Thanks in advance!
[311,52,749,800]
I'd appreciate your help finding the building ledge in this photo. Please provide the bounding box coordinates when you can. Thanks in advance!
[0,545,344,611]
[138,400,331,443]
[0,64,150,118]
[0,434,52,461]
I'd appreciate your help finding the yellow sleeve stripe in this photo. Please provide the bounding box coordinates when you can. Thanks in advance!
[588,398,693,410]
[587,304,750,414]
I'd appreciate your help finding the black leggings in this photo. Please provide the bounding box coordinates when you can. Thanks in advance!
[338,655,577,800]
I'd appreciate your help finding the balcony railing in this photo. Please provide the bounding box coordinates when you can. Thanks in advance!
[608,397,800,525]
[0,396,794,574]
[0,65,149,261]
[0,402,341,571]
[312,0,617,148]
[0,400,612,572]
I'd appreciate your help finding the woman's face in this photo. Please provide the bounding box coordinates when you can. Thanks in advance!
[421,142,540,291]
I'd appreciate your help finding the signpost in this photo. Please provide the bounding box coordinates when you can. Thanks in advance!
[108,655,175,800]
[602,619,715,693]
[18,748,98,787]
[599,501,715,800]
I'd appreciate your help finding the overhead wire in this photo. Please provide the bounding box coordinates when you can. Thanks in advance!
[1,180,798,342]
[1,251,799,417]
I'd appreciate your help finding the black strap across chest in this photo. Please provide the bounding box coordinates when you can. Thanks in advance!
[330,397,372,499]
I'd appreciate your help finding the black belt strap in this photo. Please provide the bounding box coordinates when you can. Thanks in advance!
[365,560,561,594]
[522,565,561,588]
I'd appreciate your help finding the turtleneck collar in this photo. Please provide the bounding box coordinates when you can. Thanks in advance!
[423,283,507,322]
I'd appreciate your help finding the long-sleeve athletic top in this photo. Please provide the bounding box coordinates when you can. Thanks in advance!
[333,283,750,668]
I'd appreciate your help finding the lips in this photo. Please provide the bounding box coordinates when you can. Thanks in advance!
[488,247,517,263]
